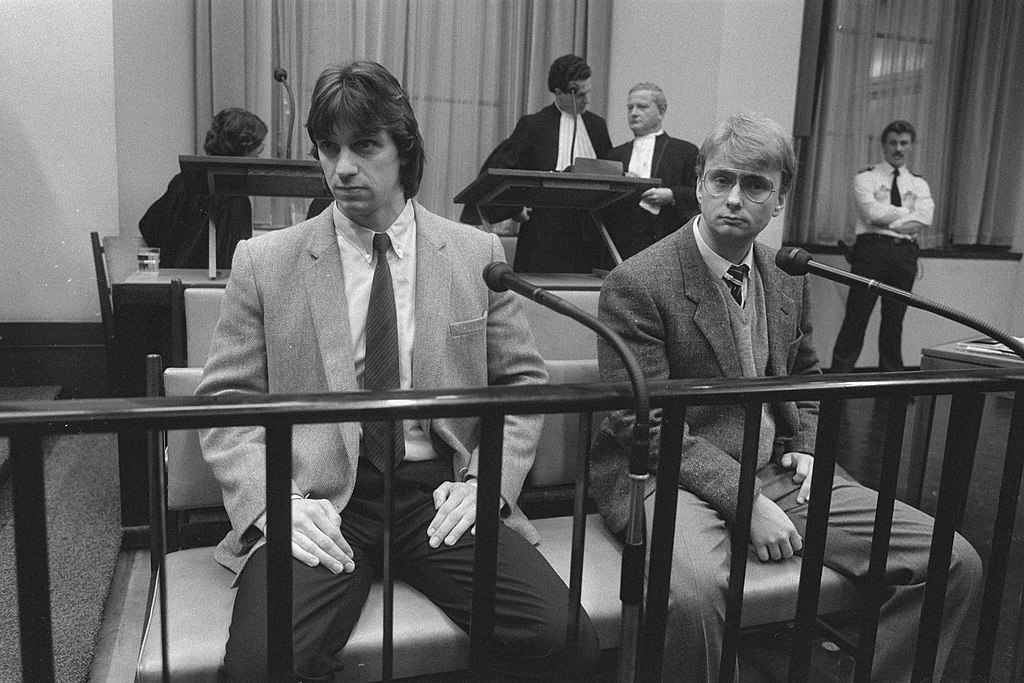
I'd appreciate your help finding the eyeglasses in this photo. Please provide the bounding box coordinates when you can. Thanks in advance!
[700,168,776,204]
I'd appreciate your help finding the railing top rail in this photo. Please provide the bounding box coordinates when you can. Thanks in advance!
[1,368,1021,435]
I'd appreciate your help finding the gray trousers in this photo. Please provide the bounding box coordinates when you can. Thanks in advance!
[647,462,983,682]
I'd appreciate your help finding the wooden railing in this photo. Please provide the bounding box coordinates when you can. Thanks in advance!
[3,367,1023,681]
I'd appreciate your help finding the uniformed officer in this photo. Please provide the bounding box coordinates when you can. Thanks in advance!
[831,119,934,373]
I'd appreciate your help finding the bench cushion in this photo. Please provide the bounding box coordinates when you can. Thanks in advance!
[137,514,623,682]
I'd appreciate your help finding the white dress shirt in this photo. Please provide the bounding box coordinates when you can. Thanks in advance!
[556,110,596,171]
[334,200,435,461]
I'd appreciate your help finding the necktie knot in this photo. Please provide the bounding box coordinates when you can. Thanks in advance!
[725,264,748,306]
[726,264,749,283]
[372,232,392,257]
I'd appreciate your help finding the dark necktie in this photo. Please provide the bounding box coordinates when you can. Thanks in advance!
[363,233,405,471]
[725,264,749,307]
[890,169,902,207]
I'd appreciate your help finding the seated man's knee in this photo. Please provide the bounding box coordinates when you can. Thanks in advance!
[950,533,983,593]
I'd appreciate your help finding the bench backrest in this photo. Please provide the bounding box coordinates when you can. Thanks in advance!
[163,360,599,508]
[184,288,224,368]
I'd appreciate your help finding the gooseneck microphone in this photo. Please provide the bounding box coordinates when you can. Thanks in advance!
[567,82,579,172]
[776,246,1024,360]
[483,261,650,680]
[273,67,296,158]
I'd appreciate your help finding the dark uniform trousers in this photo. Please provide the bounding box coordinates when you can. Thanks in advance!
[831,233,919,373]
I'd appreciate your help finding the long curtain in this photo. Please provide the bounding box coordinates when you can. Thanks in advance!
[789,0,1024,249]
[195,0,611,226]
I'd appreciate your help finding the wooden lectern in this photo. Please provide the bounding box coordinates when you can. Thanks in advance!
[179,156,333,279]
[454,168,660,267]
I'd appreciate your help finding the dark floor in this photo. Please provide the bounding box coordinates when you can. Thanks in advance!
[736,394,1024,682]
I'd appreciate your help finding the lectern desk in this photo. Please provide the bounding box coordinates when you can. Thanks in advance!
[907,338,1024,508]
[179,155,332,278]
[454,168,659,267]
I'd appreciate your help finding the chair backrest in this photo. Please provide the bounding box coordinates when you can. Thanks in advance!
[185,288,226,367]
[528,358,602,487]
[163,366,222,510]
[520,290,600,360]
[90,232,113,342]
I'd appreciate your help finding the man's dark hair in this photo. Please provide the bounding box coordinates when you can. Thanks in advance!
[306,61,425,199]
[881,119,916,143]
[204,108,267,156]
[547,54,591,93]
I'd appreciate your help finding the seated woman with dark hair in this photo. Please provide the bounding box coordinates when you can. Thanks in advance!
[140,108,267,270]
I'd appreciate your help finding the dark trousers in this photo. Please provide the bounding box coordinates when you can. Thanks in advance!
[224,458,599,681]
[831,234,919,372]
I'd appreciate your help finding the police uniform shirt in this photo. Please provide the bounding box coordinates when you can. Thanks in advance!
[852,162,934,241]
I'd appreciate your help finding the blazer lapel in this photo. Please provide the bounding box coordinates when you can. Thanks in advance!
[411,204,451,426]
[754,242,795,377]
[303,214,361,459]
[679,223,743,377]
[651,134,668,178]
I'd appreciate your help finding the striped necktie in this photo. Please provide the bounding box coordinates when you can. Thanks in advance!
[725,264,749,307]
[363,232,405,471]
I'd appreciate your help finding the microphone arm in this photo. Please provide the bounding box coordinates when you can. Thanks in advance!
[568,83,579,172]
[273,67,296,159]
[483,261,649,682]
[776,246,1024,361]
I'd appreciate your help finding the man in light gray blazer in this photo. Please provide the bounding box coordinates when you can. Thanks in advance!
[589,113,980,681]
[197,61,597,682]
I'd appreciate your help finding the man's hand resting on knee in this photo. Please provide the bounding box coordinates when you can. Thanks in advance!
[287,497,355,574]
[749,495,803,562]
[428,480,479,548]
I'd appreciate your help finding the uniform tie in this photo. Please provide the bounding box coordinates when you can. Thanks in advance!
[363,232,405,471]
[724,264,749,307]
[890,169,902,207]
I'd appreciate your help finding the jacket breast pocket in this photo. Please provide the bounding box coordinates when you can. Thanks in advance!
[449,314,486,337]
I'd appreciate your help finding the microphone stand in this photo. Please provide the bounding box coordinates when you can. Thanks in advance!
[776,247,1024,360]
[482,263,649,682]
[568,84,579,171]
[273,67,296,159]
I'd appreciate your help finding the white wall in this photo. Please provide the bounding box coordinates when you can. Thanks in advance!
[113,0,194,241]
[0,0,119,323]
[606,0,806,249]
[0,0,192,324]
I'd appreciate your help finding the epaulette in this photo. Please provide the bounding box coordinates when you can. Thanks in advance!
[912,171,926,178]
[857,166,873,174]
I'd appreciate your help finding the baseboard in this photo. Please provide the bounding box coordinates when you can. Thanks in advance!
[0,322,108,398]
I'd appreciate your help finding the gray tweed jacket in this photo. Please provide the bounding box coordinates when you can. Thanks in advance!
[589,220,821,533]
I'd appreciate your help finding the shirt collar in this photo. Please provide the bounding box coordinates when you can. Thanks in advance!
[634,129,664,144]
[692,216,753,279]
[333,200,416,263]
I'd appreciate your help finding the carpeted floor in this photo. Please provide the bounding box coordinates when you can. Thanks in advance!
[0,433,122,682]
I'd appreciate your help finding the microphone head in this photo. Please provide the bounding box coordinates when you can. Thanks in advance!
[775,247,813,276]
[273,67,288,82]
[566,83,579,94]
[482,261,513,292]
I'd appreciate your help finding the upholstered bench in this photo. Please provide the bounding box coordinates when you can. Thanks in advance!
[138,357,860,681]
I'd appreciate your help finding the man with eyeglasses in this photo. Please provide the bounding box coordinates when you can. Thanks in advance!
[831,119,934,374]
[589,113,980,681]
